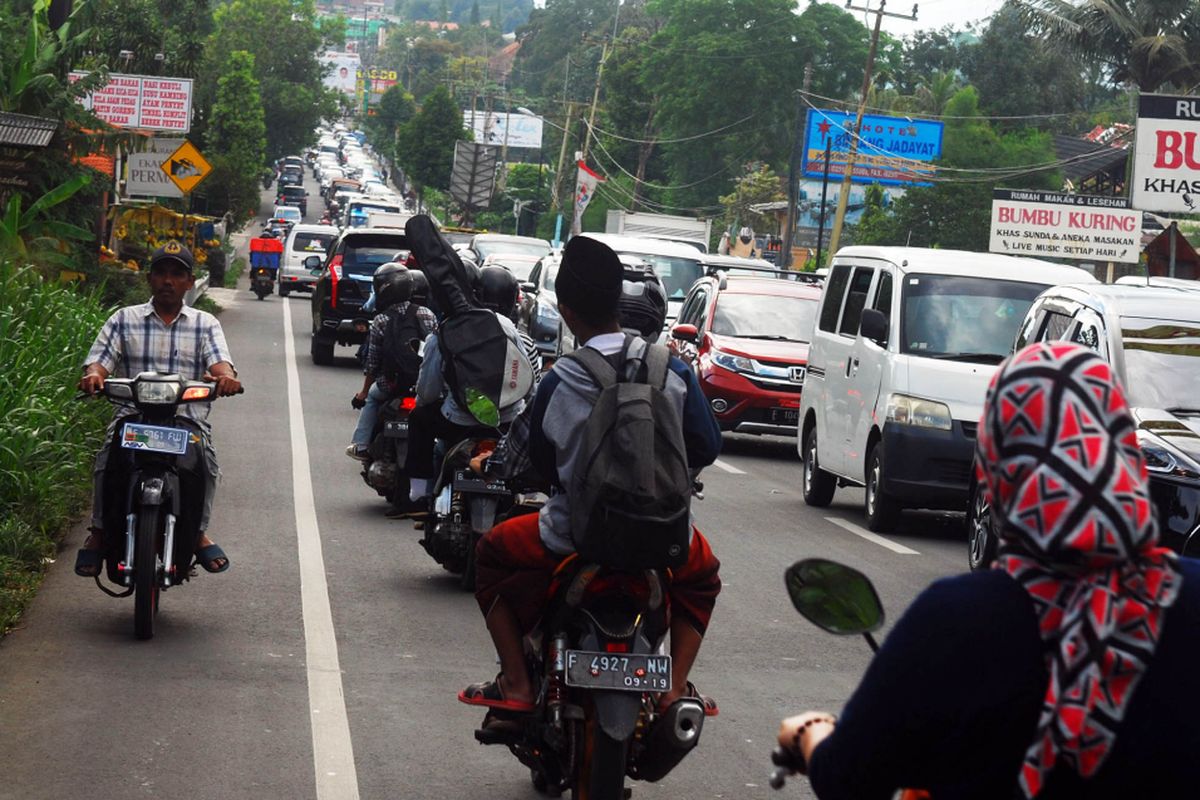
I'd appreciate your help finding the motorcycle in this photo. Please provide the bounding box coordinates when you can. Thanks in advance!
[85,372,241,640]
[249,240,282,300]
[768,559,927,800]
[357,393,417,506]
[474,555,710,799]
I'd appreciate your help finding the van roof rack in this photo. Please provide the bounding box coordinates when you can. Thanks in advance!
[702,262,824,284]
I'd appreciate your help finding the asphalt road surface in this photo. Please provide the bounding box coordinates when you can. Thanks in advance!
[0,177,972,800]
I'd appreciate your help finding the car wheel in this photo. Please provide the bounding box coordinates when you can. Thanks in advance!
[279,285,290,298]
[966,478,995,570]
[311,334,334,365]
[865,442,901,532]
[802,427,836,507]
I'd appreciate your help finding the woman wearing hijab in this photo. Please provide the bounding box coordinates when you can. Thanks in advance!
[776,342,1200,799]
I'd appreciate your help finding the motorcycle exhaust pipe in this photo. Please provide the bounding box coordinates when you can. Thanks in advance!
[629,697,705,782]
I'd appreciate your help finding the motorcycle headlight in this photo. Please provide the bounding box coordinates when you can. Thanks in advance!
[135,381,181,404]
[885,394,953,431]
[711,348,755,374]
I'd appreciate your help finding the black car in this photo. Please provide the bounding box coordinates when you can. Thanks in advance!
[309,229,409,365]
[968,282,1200,567]
[276,184,307,216]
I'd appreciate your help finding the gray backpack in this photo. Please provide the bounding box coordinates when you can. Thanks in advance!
[565,338,692,570]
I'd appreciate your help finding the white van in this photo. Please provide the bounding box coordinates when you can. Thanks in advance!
[280,223,339,297]
[797,247,1096,531]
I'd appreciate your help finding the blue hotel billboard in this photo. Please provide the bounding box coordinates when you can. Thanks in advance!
[801,108,944,187]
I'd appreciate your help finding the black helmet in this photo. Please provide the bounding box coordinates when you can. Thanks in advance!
[618,269,668,339]
[477,265,519,316]
[373,262,413,311]
[409,269,429,306]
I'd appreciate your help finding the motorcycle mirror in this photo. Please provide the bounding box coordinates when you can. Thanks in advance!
[784,558,884,637]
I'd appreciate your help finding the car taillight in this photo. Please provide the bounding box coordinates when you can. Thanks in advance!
[329,254,343,306]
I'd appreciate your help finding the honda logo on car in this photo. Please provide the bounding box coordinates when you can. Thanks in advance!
[1132,93,1200,213]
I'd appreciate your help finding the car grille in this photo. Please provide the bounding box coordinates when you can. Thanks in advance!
[932,458,972,485]
[747,376,803,393]
[960,421,978,440]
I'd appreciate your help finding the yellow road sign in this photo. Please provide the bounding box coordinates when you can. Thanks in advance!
[160,140,212,194]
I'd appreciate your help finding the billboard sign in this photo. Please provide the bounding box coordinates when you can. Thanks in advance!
[323,52,361,95]
[989,189,1140,263]
[801,108,943,187]
[69,72,193,132]
[462,111,544,149]
[1132,93,1200,213]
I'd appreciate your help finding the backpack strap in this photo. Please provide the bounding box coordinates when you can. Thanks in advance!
[640,342,670,389]
[566,345,619,389]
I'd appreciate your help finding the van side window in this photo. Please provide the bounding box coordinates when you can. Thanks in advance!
[1070,309,1105,354]
[818,265,852,333]
[1014,308,1042,350]
[838,267,876,336]
[1040,310,1073,342]
[872,270,893,319]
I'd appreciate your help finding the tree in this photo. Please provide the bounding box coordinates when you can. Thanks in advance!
[204,51,266,223]
[1017,0,1200,92]
[397,85,470,193]
[717,163,785,236]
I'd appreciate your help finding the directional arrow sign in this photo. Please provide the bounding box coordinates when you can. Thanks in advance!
[160,140,212,194]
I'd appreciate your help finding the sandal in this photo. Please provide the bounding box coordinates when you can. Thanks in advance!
[74,547,104,578]
[458,673,535,713]
[195,543,230,573]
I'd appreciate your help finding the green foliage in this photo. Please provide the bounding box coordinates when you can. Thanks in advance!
[204,51,267,222]
[0,174,94,260]
[365,85,417,164]
[718,163,785,236]
[397,85,470,192]
[0,260,110,633]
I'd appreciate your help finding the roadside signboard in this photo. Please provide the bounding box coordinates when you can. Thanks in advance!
[1132,93,1200,214]
[160,140,212,194]
[462,111,544,149]
[69,72,193,132]
[323,52,361,95]
[989,189,1140,263]
[801,109,943,187]
[126,152,184,198]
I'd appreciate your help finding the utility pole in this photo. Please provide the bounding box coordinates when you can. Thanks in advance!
[781,63,812,269]
[826,0,916,258]
[553,102,575,213]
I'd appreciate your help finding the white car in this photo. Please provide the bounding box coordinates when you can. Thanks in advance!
[272,205,302,226]
[797,246,1096,531]
[280,223,339,296]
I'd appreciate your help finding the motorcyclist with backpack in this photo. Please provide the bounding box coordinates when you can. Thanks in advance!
[395,264,539,517]
[459,235,723,716]
[346,262,436,461]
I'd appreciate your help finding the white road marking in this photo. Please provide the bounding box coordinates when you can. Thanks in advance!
[283,300,361,800]
[824,517,920,555]
[712,458,747,475]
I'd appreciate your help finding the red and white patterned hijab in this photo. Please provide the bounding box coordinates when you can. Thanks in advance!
[974,341,1182,797]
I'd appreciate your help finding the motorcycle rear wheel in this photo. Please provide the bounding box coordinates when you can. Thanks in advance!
[572,703,629,800]
[133,507,161,640]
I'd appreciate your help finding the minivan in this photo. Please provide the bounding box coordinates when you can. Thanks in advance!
[797,246,1095,531]
[280,223,338,296]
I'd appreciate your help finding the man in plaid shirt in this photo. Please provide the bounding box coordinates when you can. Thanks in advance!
[75,242,242,578]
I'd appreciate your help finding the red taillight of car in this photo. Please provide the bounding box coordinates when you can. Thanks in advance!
[329,254,343,306]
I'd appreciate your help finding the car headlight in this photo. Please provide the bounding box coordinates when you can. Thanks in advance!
[711,349,755,374]
[135,381,181,404]
[885,394,953,430]
[536,297,560,322]
[1138,432,1200,479]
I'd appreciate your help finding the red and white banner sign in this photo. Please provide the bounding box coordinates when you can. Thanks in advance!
[1132,93,1200,214]
[69,72,193,132]
[989,189,1141,264]
[572,161,604,235]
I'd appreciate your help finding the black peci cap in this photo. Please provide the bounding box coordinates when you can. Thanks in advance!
[556,236,623,319]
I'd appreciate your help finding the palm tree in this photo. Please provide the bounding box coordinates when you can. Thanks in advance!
[1014,0,1200,92]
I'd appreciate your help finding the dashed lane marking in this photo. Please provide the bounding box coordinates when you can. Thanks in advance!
[824,516,921,555]
[283,299,361,800]
[712,458,747,475]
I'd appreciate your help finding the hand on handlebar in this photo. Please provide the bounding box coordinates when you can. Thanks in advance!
[204,373,243,397]
[469,448,494,476]
[78,373,106,396]
[351,392,367,410]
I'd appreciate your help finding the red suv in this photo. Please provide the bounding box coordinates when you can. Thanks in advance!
[668,274,821,434]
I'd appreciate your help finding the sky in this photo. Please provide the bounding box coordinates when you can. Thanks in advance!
[845,0,1008,36]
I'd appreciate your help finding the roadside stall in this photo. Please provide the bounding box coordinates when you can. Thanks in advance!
[107,202,220,273]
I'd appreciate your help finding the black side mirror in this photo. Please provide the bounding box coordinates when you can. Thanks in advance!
[520,281,536,293]
[784,558,884,637]
[859,308,889,347]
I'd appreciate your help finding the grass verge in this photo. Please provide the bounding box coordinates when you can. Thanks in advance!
[224,256,247,288]
[0,261,110,636]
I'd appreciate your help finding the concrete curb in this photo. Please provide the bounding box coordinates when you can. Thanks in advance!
[184,273,210,306]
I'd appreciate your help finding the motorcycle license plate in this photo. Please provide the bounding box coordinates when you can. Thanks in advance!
[769,407,799,425]
[384,419,409,437]
[452,469,509,496]
[120,422,189,455]
[564,650,671,693]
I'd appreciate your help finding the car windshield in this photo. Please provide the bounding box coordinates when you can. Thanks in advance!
[276,208,301,221]
[1120,319,1200,409]
[343,236,407,277]
[292,232,334,254]
[490,259,537,282]
[901,274,1045,361]
[711,293,817,342]
[475,240,551,259]
[622,253,703,300]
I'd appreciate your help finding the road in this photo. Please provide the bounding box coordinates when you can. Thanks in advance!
[0,176,971,800]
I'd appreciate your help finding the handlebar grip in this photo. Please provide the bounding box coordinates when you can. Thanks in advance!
[769,746,804,790]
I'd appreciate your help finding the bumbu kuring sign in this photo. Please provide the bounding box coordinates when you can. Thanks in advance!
[989,189,1141,264]
[1132,93,1200,214]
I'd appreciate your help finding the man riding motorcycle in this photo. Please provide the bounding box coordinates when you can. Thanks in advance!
[75,242,242,577]
[396,265,539,517]
[460,236,723,718]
